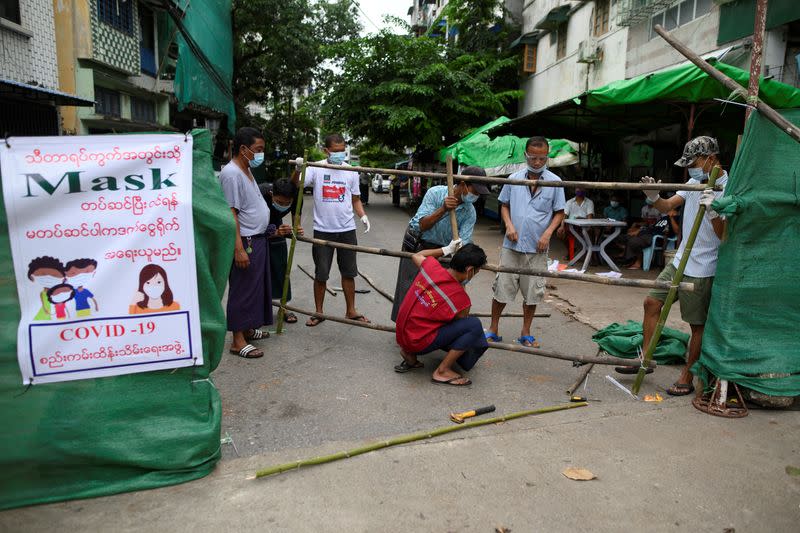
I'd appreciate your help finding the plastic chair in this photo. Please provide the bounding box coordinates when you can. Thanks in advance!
[643,235,678,271]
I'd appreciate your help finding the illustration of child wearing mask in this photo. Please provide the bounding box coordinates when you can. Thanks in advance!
[47,283,75,320]
[27,256,66,321]
[129,264,180,314]
[65,258,99,317]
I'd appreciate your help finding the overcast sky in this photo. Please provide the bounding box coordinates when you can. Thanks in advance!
[355,0,411,34]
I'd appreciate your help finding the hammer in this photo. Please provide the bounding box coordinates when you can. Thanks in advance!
[450,405,496,424]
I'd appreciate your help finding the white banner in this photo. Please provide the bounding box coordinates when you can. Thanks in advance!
[0,134,203,384]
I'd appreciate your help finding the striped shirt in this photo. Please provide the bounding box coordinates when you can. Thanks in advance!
[671,173,728,278]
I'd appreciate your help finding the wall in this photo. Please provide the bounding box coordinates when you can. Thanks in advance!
[0,0,59,89]
[89,0,141,75]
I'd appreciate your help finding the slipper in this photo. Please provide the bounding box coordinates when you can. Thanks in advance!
[666,382,695,396]
[517,335,540,348]
[394,360,424,373]
[346,314,371,323]
[229,344,263,358]
[432,376,472,386]
[285,312,298,324]
[484,331,503,342]
[614,366,653,375]
[306,316,326,327]
[245,329,269,341]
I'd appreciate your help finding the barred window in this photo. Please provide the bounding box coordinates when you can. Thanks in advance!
[131,96,156,123]
[94,86,121,117]
[97,0,134,35]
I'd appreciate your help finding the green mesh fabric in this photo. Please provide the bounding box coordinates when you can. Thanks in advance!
[0,129,234,509]
[592,321,689,364]
[695,110,800,396]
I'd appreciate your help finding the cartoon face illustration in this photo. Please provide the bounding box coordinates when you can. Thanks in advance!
[27,256,65,289]
[131,264,179,313]
[47,284,75,305]
[65,258,98,288]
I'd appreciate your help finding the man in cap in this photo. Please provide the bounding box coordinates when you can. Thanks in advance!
[616,136,727,396]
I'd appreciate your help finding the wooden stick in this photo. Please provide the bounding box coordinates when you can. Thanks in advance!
[271,301,655,368]
[567,362,595,395]
[276,151,308,334]
[357,269,394,303]
[296,235,696,292]
[445,155,460,242]
[654,24,800,144]
[632,166,721,395]
[254,402,588,479]
[290,161,722,191]
[298,264,337,296]
[470,312,549,318]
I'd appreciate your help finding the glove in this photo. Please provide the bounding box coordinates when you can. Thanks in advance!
[441,238,463,256]
[699,188,719,219]
[294,157,304,167]
[361,215,371,233]
[640,176,661,203]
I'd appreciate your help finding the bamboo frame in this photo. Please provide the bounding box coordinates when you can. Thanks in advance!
[254,402,587,479]
[357,269,394,302]
[445,155,460,241]
[276,152,308,334]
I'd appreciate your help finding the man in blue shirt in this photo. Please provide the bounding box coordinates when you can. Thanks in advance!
[485,137,566,347]
[390,166,490,321]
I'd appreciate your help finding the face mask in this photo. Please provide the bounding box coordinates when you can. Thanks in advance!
[273,202,292,213]
[249,151,265,168]
[687,167,707,181]
[462,192,479,204]
[68,273,94,287]
[575,191,586,198]
[144,284,164,300]
[34,275,63,289]
[610,201,619,207]
[328,151,347,165]
[51,292,71,303]
[460,270,473,286]
[527,164,546,174]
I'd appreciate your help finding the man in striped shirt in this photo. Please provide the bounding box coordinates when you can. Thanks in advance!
[616,136,727,396]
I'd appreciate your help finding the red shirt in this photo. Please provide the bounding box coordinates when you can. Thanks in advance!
[396,257,471,353]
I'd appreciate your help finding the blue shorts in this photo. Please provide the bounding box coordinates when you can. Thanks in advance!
[418,316,488,371]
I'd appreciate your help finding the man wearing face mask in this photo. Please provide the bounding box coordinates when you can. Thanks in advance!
[65,259,99,317]
[615,136,727,396]
[27,256,66,321]
[219,127,272,359]
[389,166,490,322]
[486,136,566,348]
[603,194,628,222]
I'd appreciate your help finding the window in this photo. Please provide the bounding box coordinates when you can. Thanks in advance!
[0,0,20,24]
[695,0,712,17]
[556,22,567,60]
[649,0,713,40]
[593,0,610,37]
[131,96,156,123]
[139,4,156,76]
[97,0,134,35]
[94,86,121,117]
[523,44,537,73]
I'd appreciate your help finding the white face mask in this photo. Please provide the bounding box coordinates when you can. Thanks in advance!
[143,280,164,300]
[51,292,71,303]
[610,201,619,207]
[68,273,94,287]
[34,275,63,289]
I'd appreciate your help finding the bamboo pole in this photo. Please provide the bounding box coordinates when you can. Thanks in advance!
[254,402,588,479]
[271,301,655,368]
[445,155,460,242]
[296,235,696,292]
[631,167,721,395]
[276,151,308,334]
[745,0,768,122]
[566,363,594,396]
[299,264,337,296]
[653,24,800,145]
[290,161,722,191]
[357,269,394,303]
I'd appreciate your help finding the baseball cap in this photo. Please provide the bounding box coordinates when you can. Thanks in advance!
[674,136,719,167]
[461,166,490,195]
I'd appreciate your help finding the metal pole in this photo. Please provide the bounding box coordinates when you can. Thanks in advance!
[746,0,769,122]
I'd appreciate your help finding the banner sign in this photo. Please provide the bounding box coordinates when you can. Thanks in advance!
[0,134,203,384]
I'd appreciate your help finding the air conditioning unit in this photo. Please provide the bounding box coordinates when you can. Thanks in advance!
[577,38,601,64]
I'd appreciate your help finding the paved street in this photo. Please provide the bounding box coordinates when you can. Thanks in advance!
[2,192,799,532]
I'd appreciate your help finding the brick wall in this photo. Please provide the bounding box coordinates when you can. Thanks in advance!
[0,0,59,89]
[90,0,141,75]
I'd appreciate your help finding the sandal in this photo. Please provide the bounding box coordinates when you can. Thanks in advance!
[431,376,472,386]
[484,331,503,342]
[229,344,263,358]
[346,314,371,323]
[517,335,540,348]
[306,316,326,327]
[394,360,424,373]
[285,312,298,324]
[246,329,269,341]
[666,382,695,396]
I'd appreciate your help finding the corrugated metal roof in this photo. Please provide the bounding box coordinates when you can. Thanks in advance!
[0,78,95,107]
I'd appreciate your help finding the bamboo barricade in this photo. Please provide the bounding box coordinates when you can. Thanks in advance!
[276,151,308,334]
[566,362,595,396]
[445,155,460,241]
[631,167,722,395]
[295,235,696,292]
[357,269,394,302]
[290,160,723,192]
[254,402,587,479]
[271,301,656,369]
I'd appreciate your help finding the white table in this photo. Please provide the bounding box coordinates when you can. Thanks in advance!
[566,218,627,272]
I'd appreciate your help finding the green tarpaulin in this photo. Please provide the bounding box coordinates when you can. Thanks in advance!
[695,109,800,397]
[592,321,689,365]
[0,129,234,509]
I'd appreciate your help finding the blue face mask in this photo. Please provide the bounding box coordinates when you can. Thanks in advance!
[328,151,347,165]
[462,192,479,204]
[461,270,474,286]
[688,167,707,181]
[273,202,292,213]
[249,151,264,168]
[527,164,547,174]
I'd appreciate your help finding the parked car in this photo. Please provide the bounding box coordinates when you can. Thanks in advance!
[371,174,391,193]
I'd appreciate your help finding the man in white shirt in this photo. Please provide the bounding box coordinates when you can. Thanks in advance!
[616,136,727,396]
[557,187,594,242]
[303,133,371,326]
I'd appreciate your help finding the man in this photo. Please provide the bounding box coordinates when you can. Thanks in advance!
[486,137,565,348]
[620,209,680,270]
[304,133,370,326]
[390,166,490,321]
[219,127,272,359]
[616,136,727,396]
[65,259,99,317]
[641,199,661,224]
[604,194,628,222]
[395,240,488,386]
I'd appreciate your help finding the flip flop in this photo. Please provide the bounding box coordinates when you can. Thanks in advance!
[394,360,424,373]
[484,331,503,342]
[245,329,269,341]
[666,382,695,396]
[306,316,326,327]
[431,376,472,386]
[614,366,654,375]
[517,335,540,348]
[346,314,371,323]
[285,312,298,324]
[229,344,263,358]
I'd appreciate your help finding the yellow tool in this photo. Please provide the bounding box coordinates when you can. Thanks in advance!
[450,405,496,424]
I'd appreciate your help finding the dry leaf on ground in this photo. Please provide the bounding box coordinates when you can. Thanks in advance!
[562,467,596,481]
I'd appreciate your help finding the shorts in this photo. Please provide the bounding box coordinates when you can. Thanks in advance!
[417,316,488,372]
[492,248,547,305]
[76,309,91,317]
[648,262,714,325]
[312,229,358,281]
